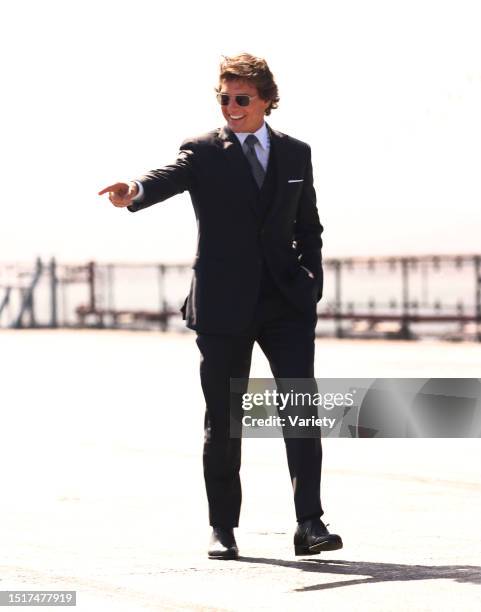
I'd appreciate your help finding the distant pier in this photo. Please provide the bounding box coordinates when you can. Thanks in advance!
[1,254,480,341]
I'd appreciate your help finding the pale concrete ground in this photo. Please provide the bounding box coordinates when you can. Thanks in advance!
[0,330,480,611]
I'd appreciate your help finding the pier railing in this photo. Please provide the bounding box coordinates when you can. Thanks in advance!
[1,255,480,341]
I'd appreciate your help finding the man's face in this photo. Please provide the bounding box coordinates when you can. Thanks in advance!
[219,79,270,133]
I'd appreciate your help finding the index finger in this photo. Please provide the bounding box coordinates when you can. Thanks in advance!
[98,183,121,196]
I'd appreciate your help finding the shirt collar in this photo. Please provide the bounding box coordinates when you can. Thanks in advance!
[231,122,269,150]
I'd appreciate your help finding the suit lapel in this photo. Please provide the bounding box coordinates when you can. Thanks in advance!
[265,123,289,222]
[218,125,260,218]
[217,123,290,221]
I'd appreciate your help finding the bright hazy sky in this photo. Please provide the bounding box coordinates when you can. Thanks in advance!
[2,0,480,264]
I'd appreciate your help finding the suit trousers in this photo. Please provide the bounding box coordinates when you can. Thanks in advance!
[195,288,323,527]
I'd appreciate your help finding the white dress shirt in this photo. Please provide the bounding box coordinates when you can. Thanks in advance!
[232,121,270,172]
[131,122,270,202]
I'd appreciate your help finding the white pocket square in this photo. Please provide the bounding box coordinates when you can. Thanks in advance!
[288,179,304,183]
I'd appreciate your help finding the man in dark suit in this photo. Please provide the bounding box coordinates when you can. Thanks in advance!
[99,53,343,559]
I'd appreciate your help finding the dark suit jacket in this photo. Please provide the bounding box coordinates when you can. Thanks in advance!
[127,123,324,334]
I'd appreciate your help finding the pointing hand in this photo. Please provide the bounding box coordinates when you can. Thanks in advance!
[98,181,139,207]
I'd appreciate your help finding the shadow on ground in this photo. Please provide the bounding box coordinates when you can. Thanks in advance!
[236,557,481,591]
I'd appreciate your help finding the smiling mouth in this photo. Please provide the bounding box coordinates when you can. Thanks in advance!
[229,114,245,120]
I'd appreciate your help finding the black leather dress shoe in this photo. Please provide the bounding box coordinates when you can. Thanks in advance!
[294,518,343,556]
[208,527,239,560]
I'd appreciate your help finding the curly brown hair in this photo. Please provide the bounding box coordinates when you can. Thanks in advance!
[216,53,280,116]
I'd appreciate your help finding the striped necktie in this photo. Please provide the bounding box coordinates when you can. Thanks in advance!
[243,134,265,188]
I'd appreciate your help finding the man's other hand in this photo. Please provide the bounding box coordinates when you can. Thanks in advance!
[98,181,139,207]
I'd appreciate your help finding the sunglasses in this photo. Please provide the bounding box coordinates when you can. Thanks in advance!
[216,93,258,107]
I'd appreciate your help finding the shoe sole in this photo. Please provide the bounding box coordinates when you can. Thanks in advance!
[208,551,239,560]
[295,537,343,556]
